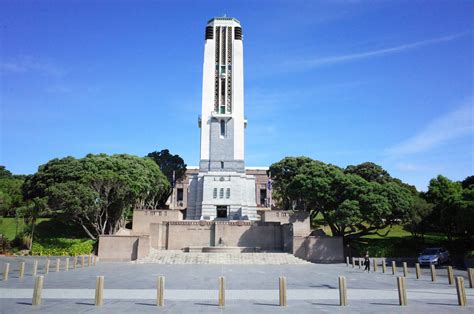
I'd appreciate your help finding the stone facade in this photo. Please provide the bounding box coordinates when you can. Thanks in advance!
[170,167,273,214]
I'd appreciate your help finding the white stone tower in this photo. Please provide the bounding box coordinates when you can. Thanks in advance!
[187,17,258,220]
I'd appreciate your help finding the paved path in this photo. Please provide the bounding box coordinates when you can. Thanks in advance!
[0,256,472,313]
[1,287,472,300]
[135,249,310,264]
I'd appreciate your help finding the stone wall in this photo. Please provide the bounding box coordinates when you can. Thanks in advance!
[132,209,183,235]
[261,211,311,236]
[293,236,344,263]
[152,221,283,251]
[98,235,150,261]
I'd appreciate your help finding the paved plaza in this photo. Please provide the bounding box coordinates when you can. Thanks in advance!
[135,249,310,264]
[0,255,473,313]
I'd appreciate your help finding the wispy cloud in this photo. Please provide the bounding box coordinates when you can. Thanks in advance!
[295,32,466,68]
[0,56,64,77]
[386,98,473,157]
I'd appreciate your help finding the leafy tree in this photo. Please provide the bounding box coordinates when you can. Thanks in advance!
[270,157,415,243]
[268,157,314,212]
[16,197,48,249]
[425,175,464,241]
[23,154,170,240]
[405,195,433,239]
[146,149,187,207]
[0,166,26,217]
[344,162,391,184]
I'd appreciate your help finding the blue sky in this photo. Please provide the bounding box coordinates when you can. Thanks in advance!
[1,0,473,190]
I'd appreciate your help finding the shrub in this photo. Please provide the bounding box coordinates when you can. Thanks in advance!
[0,235,11,254]
[31,238,94,256]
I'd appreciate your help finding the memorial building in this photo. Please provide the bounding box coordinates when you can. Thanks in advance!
[98,17,343,263]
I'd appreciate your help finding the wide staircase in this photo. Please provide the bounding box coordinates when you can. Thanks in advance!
[134,249,310,265]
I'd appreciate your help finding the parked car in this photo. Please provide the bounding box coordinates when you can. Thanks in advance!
[418,247,450,266]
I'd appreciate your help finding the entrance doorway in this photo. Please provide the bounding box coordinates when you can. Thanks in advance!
[216,206,228,218]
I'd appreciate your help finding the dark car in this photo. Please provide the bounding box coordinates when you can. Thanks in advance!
[418,247,450,266]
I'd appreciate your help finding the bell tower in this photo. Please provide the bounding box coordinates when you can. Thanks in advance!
[188,17,257,221]
[199,17,245,173]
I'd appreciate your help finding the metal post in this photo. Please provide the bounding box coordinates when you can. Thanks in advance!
[403,262,408,277]
[88,255,91,267]
[346,256,349,267]
[81,256,85,268]
[19,262,25,279]
[447,266,454,285]
[430,264,437,282]
[3,263,9,281]
[392,261,397,275]
[373,258,377,272]
[65,258,69,272]
[73,256,77,269]
[352,257,355,268]
[44,260,50,275]
[32,276,44,306]
[157,276,165,306]
[218,276,225,307]
[468,268,473,288]
[382,258,386,273]
[55,258,60,272]
[338,276,348,306]
[397,276,407,306]
[455,276,467,306]
[95,276,104,306]
[279,276,287,306]
[32,260,38,277]
[415,263,421,279]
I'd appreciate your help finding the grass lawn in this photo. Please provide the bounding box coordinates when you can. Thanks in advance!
[0,217,51,240]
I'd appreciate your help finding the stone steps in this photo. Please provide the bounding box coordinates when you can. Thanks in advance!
[134,249,310,265]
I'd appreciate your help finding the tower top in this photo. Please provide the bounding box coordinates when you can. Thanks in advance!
[207,16,241,26]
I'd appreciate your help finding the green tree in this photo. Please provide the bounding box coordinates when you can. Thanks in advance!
[146,149,187,208]
[23,154,170,240]
[0,166,26,217]
[270,157,415,243]
[268,157,314,212]
[425,175,463,241]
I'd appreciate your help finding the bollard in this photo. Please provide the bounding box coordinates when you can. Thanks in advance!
[32,276,44,306]
[88,255,91,267]
[382,258,386,273]
[359,258,362,269]
[95,276,104,306]
[373,258,377,272]
[218,276,225,307]
[346,256,349,267]
[3,263,10,281]
[73,256,77,269]
[338,276,348,306]
[33,260,38,276]
[81,256,85,268]
[415,263,421,279]
[156,276,165,306]
[19,262,25,279]
[45,260,50,275]
[397,276,407,306]
[392,261,397,275]
[447,266,454,285]
[279,276,287,306]
[55,259,60,272]
[94,256,98,266]
[468,268,473,288]
[455,276,467,306]
[403,262,408,277]
[430,264,437,282]
[352,257,355,268]
[65,258,69,272]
